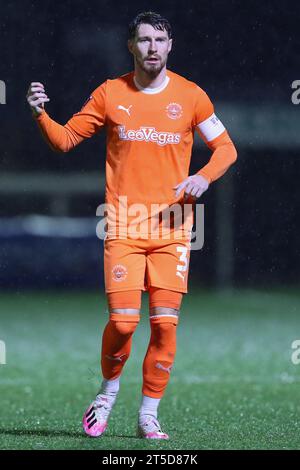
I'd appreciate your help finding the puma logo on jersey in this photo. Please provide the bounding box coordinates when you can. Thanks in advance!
[118,125,181,146]
[155,362,173,374]
[117,105,132,116]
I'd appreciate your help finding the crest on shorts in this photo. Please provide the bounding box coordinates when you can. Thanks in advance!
[112,264,128,282]
[166,102,183,120]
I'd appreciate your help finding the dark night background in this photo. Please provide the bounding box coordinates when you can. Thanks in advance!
[0,0,299,289]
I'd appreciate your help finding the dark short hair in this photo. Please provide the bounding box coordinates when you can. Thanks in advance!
[128,11,172,40]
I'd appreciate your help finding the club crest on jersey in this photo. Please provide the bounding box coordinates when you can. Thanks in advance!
[166,102,183,120]
[118,125,181,146]
[112,264,128,282]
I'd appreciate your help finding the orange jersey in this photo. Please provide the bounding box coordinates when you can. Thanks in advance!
[35,70,237,237]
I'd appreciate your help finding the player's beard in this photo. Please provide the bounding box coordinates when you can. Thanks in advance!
[137,55,167,79]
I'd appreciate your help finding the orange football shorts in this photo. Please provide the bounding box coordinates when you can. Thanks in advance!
[104,237,191,294]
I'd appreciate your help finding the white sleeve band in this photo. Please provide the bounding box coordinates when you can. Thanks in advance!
[196,113,226,142]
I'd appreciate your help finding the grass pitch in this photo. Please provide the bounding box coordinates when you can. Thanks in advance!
[0,288,300,450]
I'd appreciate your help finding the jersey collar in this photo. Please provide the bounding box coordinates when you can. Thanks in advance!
[133,75,170,94]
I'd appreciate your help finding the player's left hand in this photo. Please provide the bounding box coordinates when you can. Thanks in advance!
[173,174,209,200]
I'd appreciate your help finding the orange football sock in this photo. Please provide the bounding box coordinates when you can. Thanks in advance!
[142,320,177,399]
[101,313,140,380]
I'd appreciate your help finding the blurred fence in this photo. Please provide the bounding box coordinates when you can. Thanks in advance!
[0,216,104,289]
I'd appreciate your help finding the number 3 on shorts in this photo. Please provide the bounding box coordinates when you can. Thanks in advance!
[176,246,188,281]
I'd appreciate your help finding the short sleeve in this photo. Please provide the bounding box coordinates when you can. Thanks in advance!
[65,81,107,138]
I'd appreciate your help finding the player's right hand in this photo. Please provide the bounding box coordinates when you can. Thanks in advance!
[26,82,50,116]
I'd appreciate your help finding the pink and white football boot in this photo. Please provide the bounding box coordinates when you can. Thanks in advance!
[83,394,116,437]
[137,415,169,440]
